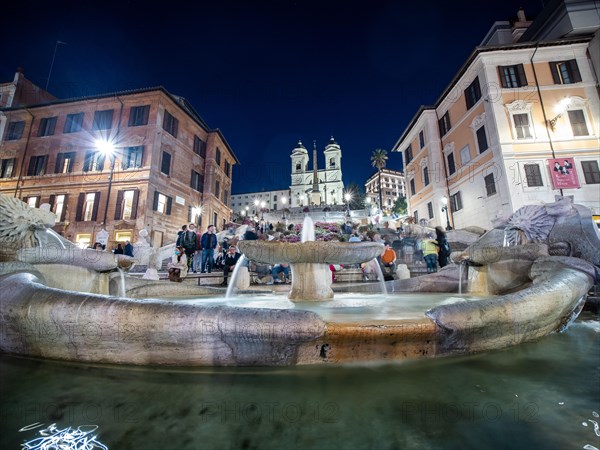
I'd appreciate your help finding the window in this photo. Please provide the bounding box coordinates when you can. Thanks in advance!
[447,153,456,175]
[405,145,413,164]
[423,167,430,186]
[27,155,48,176]
[223,189,229,205]
[64,113,84,133]
[465,77,482,109]
[38,117,57,137]
[581,161,600,184]
[498,64,527,88]
[75,192,100,222]
[161,151,171,176]
[216,148,221,166]
[0,158,16,178]
[26,196,40,208]
[567,110,589,136]
[419,131,425,148]
[484,173,497,196]
[295,162,301,172]
[128,105,150,127]
[414,210,419,222]
[213,212,218,227]
[427,202,433,219]
[476,126,489,153]
[92,109,114,130]
[224,161,231,177]
[193,136,206,157]
[215,180,220,198]
[6,121,25,140]
[83,151,105,172]
[153,191,172,215]
[450,192,463,212]
[191,170,203,192]
[460,145,471,165]
[55,152,76,174]
[122,146,143,169]
[524,164,543,187]
[550,60,581,85]
[329,157,335,167]
[438,112,451,136]
[409,179,415,195]
[162,110,178,137]
[49,194,67,222]
[513,113,532,139]
[115,190,139,220]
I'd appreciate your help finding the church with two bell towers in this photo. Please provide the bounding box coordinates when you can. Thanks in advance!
[289,137,345,208]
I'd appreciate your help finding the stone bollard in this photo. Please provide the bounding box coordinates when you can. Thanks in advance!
[396,264,410,280]
[235,266,250,290]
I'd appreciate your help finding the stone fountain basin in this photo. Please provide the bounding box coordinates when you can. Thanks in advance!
[238,241,384,265]
[0,257,594,366]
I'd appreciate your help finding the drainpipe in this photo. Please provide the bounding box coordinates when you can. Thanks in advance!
[530,43,563,196]
[434,110,455,229]
[13,108,35,198]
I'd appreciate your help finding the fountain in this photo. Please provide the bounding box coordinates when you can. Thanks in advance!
[238,216,384,301]
[0,193,598,366]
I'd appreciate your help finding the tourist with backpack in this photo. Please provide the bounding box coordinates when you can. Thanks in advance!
[182,223,199,272]
[435,226,451,268]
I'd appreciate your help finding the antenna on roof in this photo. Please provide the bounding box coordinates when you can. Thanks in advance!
[45,40,67,91]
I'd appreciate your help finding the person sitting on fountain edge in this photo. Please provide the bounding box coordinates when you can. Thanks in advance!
[269,264,290,284]
[167,246,188,282]
[221,245,241,286]
[380,242,397,277]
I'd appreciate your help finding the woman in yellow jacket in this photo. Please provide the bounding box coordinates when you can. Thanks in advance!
[421,233,439,273]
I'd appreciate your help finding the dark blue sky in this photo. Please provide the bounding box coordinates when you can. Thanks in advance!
[1,0,545,194]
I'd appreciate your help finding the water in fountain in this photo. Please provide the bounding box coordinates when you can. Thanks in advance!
[225,254,247,298]
[374,262,388,295]
[301,215,315,242]
[117,268,127,298]
[34,229,67,250]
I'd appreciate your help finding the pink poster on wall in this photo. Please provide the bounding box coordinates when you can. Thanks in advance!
[549,157,580,189]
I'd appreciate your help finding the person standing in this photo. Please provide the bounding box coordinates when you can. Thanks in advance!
[435,226,451,268]
[176,224,187,247]
[114,243,124,255]
[220,245,241,286]
[421,233,439,273]
[123,240,134,257]
[182,223,199,272]
[200,225,218,273]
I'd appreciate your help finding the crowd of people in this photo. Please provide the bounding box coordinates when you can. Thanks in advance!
[106,218,452,285]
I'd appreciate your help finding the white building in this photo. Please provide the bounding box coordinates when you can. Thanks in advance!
[289,138,345,207]
[365,168,406,211]
[231,189,290,218]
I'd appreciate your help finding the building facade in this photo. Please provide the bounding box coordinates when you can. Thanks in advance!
[364,168,406,211]
[289,138,345,207]
[392,3,600,230]
[230,188,291,218]
[0,75,238,248]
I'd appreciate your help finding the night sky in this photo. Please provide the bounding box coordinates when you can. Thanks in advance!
[1,0,546,194]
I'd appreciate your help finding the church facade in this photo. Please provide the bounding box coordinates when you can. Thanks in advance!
[289,137,345,207]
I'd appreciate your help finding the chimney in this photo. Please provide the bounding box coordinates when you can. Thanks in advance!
[14,67,25,82]
[517,8,526,22]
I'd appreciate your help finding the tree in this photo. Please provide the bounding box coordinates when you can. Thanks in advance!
[392,195,407,215]
[370,149,388,210]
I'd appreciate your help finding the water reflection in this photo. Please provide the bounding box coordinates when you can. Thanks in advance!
[1,314,598,450]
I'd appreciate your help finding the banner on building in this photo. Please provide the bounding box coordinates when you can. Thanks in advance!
[548,157,580,189]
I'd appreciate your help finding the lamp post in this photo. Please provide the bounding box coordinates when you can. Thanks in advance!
[96,139,116,227]
[281,196,287,222]
[300,194,305,207]
[366,197,372,217]
[441,196,452,230]
[344,192,351,218]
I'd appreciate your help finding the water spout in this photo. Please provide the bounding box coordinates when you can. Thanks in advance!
[301,216,315,242]
[117,268,126,297]
[225,254,248,298]
[373,261,388,295]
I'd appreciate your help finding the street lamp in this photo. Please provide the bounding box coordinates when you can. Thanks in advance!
[366,197,372,217]
[281,197,287,221]
[96,138,116,227]
[260,201,266,220]
[441,196,452,230]
[300,194,305,207]
[344,192,351,217]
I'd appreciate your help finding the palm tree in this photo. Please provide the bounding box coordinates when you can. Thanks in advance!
[370,149,388,211]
